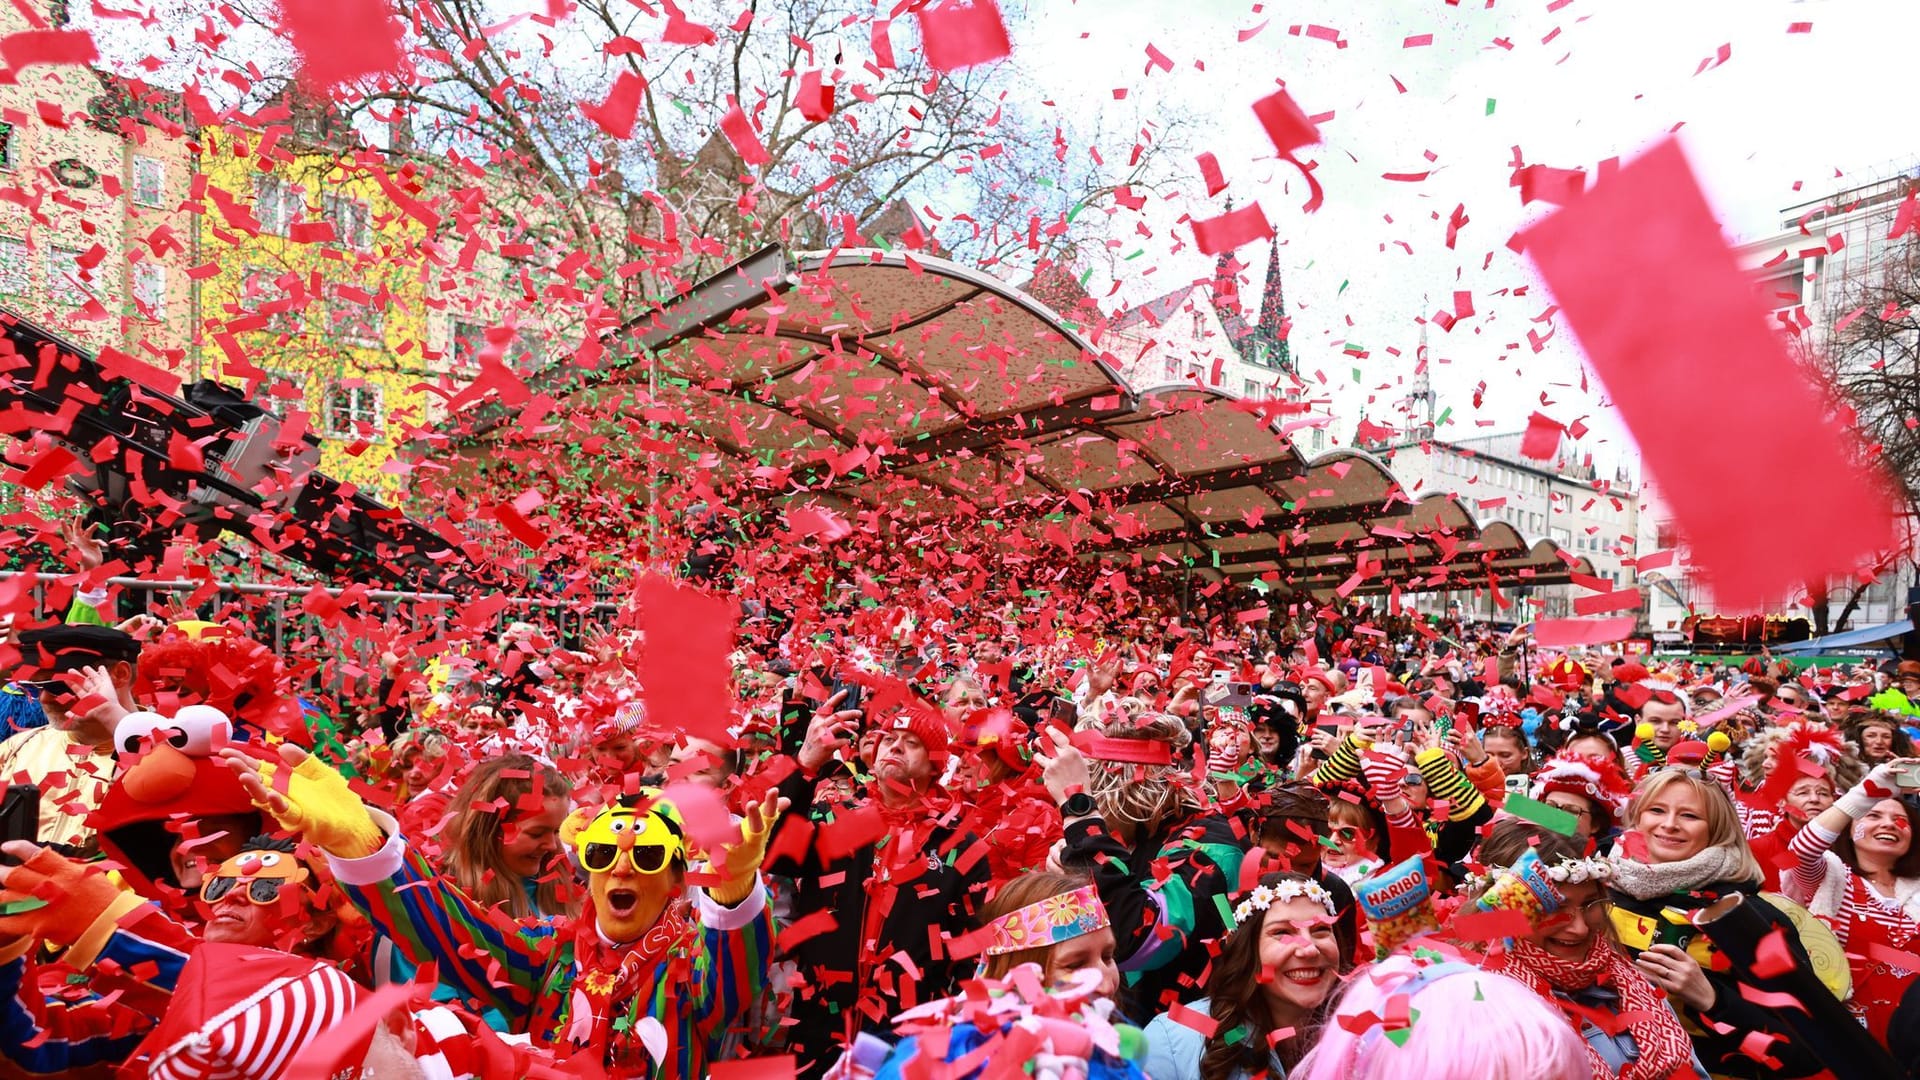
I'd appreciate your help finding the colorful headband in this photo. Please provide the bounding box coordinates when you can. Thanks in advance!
[984,885,1111,957]
[1232,877,1336,926]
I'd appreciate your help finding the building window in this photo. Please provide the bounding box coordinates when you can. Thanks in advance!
[1243,378,1261,399]
[0,236,27,293]
[0,123,15,171]
[49,246,90,305]
[326,382,382,437]
[253,175,298,236]
[241,266,301,331]
[453,320,543,372]
[131,156,165,207]
[132,262,165,317]
[1161,355,1179,381]
[324,194,370,249]
[329,294,383,346]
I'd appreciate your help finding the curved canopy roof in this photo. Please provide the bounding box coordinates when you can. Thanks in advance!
[452,245,1593,599]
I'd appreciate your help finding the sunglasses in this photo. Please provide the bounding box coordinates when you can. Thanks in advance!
[201,872,305,905]
[580,842,676,875]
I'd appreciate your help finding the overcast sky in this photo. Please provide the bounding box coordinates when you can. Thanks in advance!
[1008,0,1918,480]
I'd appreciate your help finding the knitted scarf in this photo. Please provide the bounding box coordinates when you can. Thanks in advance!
[1607,845,1751,901]
[1497,938,1698,1080]
[565,900,694,1066]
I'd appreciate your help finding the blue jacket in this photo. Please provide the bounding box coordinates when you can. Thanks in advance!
[1142,999,1286,1080]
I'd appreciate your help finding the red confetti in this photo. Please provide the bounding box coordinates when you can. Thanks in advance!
[280,0,403,89]
[719,95,771,167]
[1197,152,1228,196]
[0,28,96,81]
[1518,411,1563,460]
[1531,617,1637,647]
[582,71,645,139]
[1191,202,1273,255]
[916,0,1012,72]
[1522,139,1894,608]
[639,575,738,747]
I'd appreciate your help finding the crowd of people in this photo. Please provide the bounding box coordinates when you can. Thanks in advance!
[0,577,1915,1080]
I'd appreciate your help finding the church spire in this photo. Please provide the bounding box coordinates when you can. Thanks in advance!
[1250,242,1291,374]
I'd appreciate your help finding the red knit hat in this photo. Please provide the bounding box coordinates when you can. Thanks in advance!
[885,702,952,762]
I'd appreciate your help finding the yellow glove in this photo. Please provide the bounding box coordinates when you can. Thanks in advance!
[229,746,384,859]
[709,791,785,906]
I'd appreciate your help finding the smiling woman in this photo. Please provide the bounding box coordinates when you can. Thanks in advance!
[1140,872,1346,1080]
[1606,770,1829,1079]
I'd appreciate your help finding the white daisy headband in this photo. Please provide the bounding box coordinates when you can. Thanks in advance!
[1459,855,1613,894]
[1232,878,1336,926]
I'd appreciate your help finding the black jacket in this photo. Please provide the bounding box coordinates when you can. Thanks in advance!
[1061,808,1249,1018]
[1609,879,1831,1079]
[769,767,991,1080]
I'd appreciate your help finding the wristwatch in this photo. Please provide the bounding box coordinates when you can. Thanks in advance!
[1060,792,1098,819]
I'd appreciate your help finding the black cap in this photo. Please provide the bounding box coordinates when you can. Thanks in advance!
[13,624,140,681]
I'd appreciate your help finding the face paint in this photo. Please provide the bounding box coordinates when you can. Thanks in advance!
[576,804,686,943]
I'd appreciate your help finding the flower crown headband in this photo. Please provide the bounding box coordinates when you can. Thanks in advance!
[1232,877,1336,926]
[1458,855,1613,894]
[984,884,1111,957]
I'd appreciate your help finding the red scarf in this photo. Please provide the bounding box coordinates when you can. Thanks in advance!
[1494,937,1699,1080]
[564,900,693,1064]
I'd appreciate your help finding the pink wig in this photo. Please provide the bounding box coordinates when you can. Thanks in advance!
[1294,957,1592,1080]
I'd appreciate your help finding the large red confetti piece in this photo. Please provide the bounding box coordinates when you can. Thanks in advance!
[1166,1000,1218,1037]
[582,71,645,140]
[0,28,97,82]
[1531,616,1637,648]
[1750,925,1796,979]
[796,70,834,122]
[279,0,404,89]
[719,95,771,167]
[1571,588,1641,616]
[1191,202,1273,256]
[660,0,718,46]
[916,0,1012,72]
[639,575,738,746]
[1518,411,1563,460]
[1452,908,1531,942]
[1515,164,1585,206]
[1522,139,1893,609]
[1251,88,1319,156]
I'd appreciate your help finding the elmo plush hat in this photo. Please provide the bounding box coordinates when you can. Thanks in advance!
[135,622,306,745]
[90,706,270,897]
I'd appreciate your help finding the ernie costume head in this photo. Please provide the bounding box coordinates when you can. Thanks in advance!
[569,796,688,942]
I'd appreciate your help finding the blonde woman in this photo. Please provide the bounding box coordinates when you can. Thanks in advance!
[1606,770,1826,1078]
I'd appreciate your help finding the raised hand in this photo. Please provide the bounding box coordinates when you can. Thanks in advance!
[220,743,384,858]
[797,690,862,773]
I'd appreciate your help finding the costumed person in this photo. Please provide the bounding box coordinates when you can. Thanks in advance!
[0,831,365,1077]
[1033,711,1245,1018]
[1141,871,1346,1080]
[1529,751,1634,849]
[1468,818,1705,1080]
[1478,713,1536,792]
[1606,770,1837,1079]
[1741,721,1863,876]
[770,692,990,1080]
[0,624,141,846]
[1293,955,1595,1080]
[91,706,272,906]
[222,744,777,1079]
[1781,758,1920,1045]
[953,707,1064,883]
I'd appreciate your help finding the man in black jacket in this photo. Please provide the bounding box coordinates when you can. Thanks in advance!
[768,694,990,1080]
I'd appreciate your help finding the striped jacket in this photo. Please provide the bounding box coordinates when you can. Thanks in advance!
[0,904,196,1078]
[330,812,772,1080]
